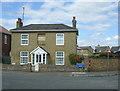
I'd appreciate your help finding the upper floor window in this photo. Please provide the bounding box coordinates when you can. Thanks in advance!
[21,34,29,45]
[4,35,7,44]
[56,33,64,45]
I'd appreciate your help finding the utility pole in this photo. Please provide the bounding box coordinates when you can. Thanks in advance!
[22,7,25,24]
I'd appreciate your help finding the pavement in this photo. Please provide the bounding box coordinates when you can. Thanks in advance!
[2,70,120,77]
[71,71,120,77]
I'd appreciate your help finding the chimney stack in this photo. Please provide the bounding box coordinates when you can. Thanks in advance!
[16,18,23,28]
[72,16,77,28]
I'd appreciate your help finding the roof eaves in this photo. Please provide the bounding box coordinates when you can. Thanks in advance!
[10,29,78,32]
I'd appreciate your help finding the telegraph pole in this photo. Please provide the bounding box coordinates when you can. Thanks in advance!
[22,7,25,24]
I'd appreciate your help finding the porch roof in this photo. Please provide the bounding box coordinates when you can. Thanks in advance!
[30,46,49,54]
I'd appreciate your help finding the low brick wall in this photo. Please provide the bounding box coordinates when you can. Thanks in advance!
[2,64,30,72]
[2,58,119,72]
[39,64,79,72]
[82,58,119,71]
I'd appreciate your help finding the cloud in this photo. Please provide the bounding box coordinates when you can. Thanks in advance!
[1,0,120,2]
[90,33,105,37]
[2,2,117,28]
[79,24,111,31]
[105,35,120,41]
[1,1,118,47]
[0,18,16,30]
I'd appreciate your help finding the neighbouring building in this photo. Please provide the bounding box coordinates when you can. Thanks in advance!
[0,25,11,63]
[94,44,110,54]
[111,46,120,53]
[77,46,93,56]
[10,17,78,65]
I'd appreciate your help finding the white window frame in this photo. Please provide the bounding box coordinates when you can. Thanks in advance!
[4,35,7,44]
[20,51,29,64]
[21,34,29,45]
[56,51,64,65]
[56,33,64,45]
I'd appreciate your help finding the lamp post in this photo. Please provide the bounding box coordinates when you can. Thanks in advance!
[105,47,111,72]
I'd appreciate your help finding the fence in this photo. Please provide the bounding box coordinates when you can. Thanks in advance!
[2,56,11,64]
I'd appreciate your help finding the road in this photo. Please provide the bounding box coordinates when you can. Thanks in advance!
[2,71,118,89]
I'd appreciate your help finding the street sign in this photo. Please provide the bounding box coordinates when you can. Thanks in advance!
[105,47,111,53]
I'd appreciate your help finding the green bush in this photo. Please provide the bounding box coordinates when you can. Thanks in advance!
[88,54,100,58]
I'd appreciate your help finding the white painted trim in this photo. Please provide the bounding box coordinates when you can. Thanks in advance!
[30,46,48,54]
[56,33,64,45]
[21,34,29,45]
[55,51,64,65]
[20,51,29,64]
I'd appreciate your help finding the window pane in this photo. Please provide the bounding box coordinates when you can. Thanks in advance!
[57,40,63,44]
[22,40,28,44]
[57,34,63,38]
[21,57,28,63]
[56,34,64,45]
[21,52,28,56]
[4,35,7,44]
[22,35,28,39]
[56,52,64,65]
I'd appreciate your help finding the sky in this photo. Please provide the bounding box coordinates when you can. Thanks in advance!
[1,0,120,48]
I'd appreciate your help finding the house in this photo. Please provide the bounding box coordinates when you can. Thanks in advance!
[10,17,78,65]
[94,45,110,54]
[0,25,11,63]
[77,46,93,56]
[111,46,120,53]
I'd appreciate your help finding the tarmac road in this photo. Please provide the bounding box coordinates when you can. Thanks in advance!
[2,71,119,89]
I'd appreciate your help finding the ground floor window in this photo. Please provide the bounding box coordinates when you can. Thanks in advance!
[20,51,29,64]
[56,51,64,65]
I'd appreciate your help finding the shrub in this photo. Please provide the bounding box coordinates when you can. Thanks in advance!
[68,53,83,65]
[88,54,100,58]
[99,53,114,58]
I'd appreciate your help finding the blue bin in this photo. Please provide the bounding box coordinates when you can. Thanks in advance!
[76,63,85,68]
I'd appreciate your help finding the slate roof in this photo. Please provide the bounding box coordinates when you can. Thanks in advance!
[95,46,109,53]
[11,24,77,31]
[0,25,11,35]
[111,46,120,53]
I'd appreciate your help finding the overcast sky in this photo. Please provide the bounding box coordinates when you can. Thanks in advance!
[1,0,119,48]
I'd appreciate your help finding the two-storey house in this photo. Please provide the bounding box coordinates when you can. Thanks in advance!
[10,17,78,65]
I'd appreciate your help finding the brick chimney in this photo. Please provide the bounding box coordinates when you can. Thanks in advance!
[72,16,77,28]
[16,18,23,28]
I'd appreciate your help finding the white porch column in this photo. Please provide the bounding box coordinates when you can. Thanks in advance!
[34,54,36,65]
[45,54,46,64]
[41,54,43,64]
[31,54,32,64]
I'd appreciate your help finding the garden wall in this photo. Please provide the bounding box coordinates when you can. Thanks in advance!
[2,58,120,72]
[2,64,30,71]
[82,58,120,71]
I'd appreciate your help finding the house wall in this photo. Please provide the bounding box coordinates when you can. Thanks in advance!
[77,49,92,56]
[0,33,2,57]
[11,32,77,65]
[2,33,11,56]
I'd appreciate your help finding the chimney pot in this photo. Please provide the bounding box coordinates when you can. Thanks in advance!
[18,18,22,22]
[16,18,23,28]
[72,16,77,28]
